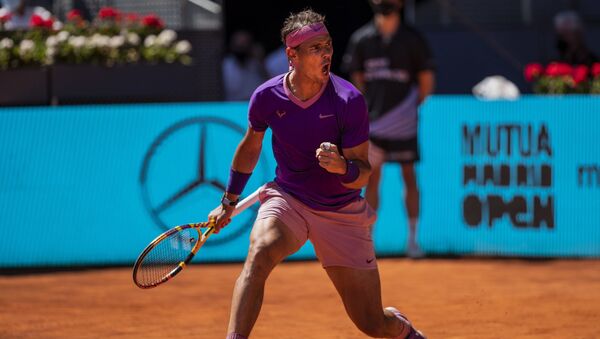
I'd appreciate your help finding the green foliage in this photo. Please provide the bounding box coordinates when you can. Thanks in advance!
[0,9,192,70]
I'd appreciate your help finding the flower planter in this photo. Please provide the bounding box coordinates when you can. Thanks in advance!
[0,68,49,106]
[51,63,203,104]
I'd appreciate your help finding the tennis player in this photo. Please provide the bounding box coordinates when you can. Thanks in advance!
[209,9,425,339]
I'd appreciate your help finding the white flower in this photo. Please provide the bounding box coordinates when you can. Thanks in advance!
[88,34,110,48]
[52,21,63,31]
[174,40,192,54]
[46,46,56,57]
[144,35,156,47]
[0,38,14,49]
[98,35,110,48]
[127,32,140,46]
[19,40,35,55]
[46,36,59,48]
[109,36,125,48]
[68,36,86,49]
[87,34,100,48]
[57,31,70,42]
[34,7,52,20]
[156,29,177,46]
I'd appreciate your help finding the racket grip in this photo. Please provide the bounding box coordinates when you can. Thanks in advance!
[231,187,260,217]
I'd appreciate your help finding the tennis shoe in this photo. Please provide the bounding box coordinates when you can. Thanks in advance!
[406,242,425,259]
[385,307,426,339]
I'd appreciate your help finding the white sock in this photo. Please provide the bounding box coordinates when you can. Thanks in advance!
[408,218,418,246]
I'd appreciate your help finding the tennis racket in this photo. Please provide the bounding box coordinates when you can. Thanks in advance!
[132,188,260,289]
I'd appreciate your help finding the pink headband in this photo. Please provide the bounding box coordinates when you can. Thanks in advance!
[285,22,329,48]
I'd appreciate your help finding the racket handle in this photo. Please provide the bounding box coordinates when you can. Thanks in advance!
[231,187,260,217]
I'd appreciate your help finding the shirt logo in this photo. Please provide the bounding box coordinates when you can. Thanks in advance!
[319,114,334,119]
[276,110,286,118]
[366,258,375,264]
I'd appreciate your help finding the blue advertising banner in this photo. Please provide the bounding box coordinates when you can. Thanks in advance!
[411,96,600,257]
[0,97,599,267]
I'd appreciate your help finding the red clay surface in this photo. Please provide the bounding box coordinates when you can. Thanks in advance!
[1,259,599,338]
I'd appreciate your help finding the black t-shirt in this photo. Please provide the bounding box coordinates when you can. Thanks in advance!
[343,22,435,121]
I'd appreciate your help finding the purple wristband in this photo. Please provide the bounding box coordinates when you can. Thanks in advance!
[226,168,252,195]
[338,159,360,183]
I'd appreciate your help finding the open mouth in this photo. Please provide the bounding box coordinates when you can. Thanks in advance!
[321,63,330,75]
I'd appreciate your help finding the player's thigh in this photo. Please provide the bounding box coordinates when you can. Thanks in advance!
[247,217,303,267]
[325,266,384,323]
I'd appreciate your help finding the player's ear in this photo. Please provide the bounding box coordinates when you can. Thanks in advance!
[286,47,297,60]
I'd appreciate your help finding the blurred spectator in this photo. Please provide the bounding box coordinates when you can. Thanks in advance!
[554,10,597,66]
[0,0,52,30]
[265,45,289,78]
[222,30,268,101]
[343,0,435,258]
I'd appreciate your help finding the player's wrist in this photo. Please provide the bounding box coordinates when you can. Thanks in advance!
[226,168,252,195]
[337,159,360,183]
[221,193,239,208]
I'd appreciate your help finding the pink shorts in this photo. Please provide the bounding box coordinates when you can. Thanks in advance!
[256,182,378,269]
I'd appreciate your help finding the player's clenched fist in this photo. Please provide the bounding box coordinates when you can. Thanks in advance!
[315,142,347,175]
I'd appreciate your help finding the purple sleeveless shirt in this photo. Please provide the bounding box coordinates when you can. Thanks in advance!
[248,73,369,211]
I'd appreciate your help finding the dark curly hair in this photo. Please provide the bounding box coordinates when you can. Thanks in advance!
[280,9,326,45]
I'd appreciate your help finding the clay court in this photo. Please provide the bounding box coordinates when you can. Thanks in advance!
[1,258,599,338]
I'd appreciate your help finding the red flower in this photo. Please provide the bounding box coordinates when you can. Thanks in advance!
[67,9,82,21]
[141,14,164,29]
[98,7,120,20]
[30,14,44,26]
[592,63,600,78]
[30,14,53,28]
[572,65,589,84]
[524,63,543,82]
[0,12,11,23]
[545,62,572,77]
[125,13,139,23]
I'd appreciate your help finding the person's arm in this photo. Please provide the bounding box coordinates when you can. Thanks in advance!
[411,30,436,105]
[15,0,26,16]
[417,70,435,105]
[209,127,265,231]
[316,141,371,190]
[343,31,365,92]
[350,71,365,93]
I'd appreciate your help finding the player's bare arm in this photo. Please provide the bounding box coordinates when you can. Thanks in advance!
[417,70,435,105]
[209,127,265,231]
[315,141,371,189]
[350,71,366,93]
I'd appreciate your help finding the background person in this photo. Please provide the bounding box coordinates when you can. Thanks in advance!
[343,0,435,258]
[222,30,268,101]
[554,10,597,66]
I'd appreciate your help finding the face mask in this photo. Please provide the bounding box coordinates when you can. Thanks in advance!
[372,2,400,16]
[232,50,251,64]
[556,38,568,53]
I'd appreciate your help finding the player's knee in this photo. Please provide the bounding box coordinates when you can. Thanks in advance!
[243,242,277,280]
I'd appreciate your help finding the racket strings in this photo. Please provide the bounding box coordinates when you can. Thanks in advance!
[136,228,199,287]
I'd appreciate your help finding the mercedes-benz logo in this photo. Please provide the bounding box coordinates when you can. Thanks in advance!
[139,117,270,246]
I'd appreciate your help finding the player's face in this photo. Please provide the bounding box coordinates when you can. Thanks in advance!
[292,35,333,82]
